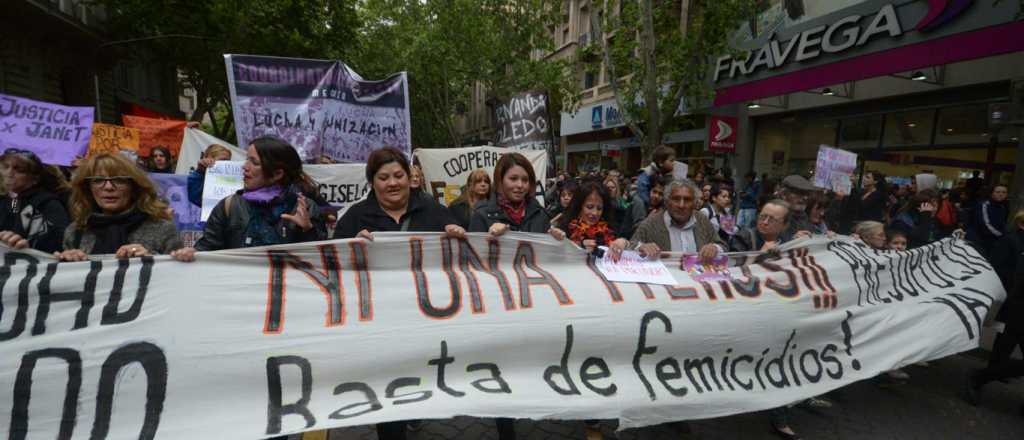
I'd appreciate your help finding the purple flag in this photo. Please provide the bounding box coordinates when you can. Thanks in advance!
[0,93,94,166]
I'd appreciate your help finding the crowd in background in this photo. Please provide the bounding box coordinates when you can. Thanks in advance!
[0,138,1020,440]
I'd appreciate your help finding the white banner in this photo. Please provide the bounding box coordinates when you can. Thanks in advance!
[304,164,369,211]
[174,128,246,176]
[415,146,548,206]
[200,161,245,221]
[0,236,1004,439]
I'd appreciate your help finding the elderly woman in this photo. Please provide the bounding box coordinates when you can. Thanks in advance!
[0,149,71,253]
[173,136,326,260]
[57,153,182,261]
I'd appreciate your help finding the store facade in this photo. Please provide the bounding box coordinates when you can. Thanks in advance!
[713,0,1024,191]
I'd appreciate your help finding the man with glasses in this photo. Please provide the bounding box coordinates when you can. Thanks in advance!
[777,175,816,240]
[729,199,793,252]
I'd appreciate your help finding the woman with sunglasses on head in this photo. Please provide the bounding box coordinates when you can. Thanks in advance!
[0,149,71,253]
[56,153,182,261]
[172,136,326,261]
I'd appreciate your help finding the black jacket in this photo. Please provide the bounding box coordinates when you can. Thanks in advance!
[448,198,479,230]
[991,228,1024,322]
[195,187,327,251]
[0,188,69,253]
[468,196,551,234]
[333,190,455,238]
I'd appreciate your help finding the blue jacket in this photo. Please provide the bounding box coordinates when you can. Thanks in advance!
[187,169,204,207]
[635,164,660,205]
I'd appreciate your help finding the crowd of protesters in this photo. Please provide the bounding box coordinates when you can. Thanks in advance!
[0,137,1019,440]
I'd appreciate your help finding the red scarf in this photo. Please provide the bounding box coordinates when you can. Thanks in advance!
[567,219,616,246]
[497,194,526,225]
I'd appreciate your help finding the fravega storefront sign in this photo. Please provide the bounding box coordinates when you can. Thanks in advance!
[715,4,903,82]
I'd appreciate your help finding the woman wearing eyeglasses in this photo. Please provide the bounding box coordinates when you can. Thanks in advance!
[171,136,326,261]
[0,149,71,253]
[56,153,182,261]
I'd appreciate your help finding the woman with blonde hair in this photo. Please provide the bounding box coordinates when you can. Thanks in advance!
[57,153,182,261]
[448,169,490,229]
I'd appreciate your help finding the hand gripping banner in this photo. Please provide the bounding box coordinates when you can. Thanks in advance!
[0,235,1004,439]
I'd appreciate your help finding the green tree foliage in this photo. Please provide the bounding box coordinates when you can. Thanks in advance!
[585,0,754,158]
[353,0,578,147]
[93,0,361,141]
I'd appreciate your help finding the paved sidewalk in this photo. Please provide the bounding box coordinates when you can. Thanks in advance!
[314,353,1023,439]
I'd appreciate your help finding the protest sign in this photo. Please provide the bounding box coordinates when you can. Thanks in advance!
[0,93,94,166]
[415,146,548,206]
[122,115,187,157]
[916,173,938,191]
[813,145,857,193]
[201,161,244,221]
[150,173,203,239]
[494,91,553,151]
[87,123,140,158]
[672,161,689,182]
[305,164,369,210]
[225,54,411,163]
[174,128,246,175]
[597,250,678,285]
[0,235,1004,439]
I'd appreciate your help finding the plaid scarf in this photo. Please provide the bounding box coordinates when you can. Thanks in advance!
[497,194,526,225]
[567,219,616,246]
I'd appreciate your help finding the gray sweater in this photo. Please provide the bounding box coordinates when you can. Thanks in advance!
[63,218,183,255]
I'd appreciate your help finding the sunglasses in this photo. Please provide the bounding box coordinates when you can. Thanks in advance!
[85,176,134,188]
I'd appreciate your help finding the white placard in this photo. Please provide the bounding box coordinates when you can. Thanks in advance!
[597,249,679,286]
[672,161,689,182]
[200,160,244,220]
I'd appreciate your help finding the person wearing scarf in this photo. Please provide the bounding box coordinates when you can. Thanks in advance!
[173,136,326,261]
[556,180,629,255]
[56,154,182,261]
[469,152,566,242]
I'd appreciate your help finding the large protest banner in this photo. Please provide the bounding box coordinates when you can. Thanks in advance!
[0,235,1004,439]
[0,93,94,166]
[87,123,140,158]
[122,115,187,158]
[224,54,411,163]
[174,128,246,175]
[416,146,548,205]
[494,91,553,151]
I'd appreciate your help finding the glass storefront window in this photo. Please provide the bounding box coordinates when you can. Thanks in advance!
[935,104,991,145]
[839,115,882,150]
[883,110,935,146]
[754,117,837,177]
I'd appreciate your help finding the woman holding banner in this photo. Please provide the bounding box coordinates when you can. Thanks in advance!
[333,147,463,440]
[0,149,71,253]
[56,153,182,261]
[469,152,566,241]
[172,136,326,259]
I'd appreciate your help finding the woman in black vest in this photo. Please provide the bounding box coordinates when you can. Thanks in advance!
[0,149,70,253]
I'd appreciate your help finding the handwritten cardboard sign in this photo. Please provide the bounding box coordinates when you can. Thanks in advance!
[87,123,140,157]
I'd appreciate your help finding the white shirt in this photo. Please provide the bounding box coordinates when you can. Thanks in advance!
[664,211,698,253]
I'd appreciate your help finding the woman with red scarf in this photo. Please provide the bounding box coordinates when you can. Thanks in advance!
[556,180,629,253]
[469,152,565,240]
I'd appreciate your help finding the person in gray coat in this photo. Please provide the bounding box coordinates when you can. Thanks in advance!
[612,179,724,263]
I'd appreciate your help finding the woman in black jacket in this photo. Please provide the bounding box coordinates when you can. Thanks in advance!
[334,147,464,240]
[447,168,490,229]
[840,171,887,233]
[888,189,939,249]
[332,146,463,440]
[469,152,565,241]
[172,136,327,261]
[0,149,70,253]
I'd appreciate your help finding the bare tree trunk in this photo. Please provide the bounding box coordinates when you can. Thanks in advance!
[638,0,661,158]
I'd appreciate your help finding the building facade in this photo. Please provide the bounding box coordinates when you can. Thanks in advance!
[0,0,183,124]
[713,0,1024,195]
